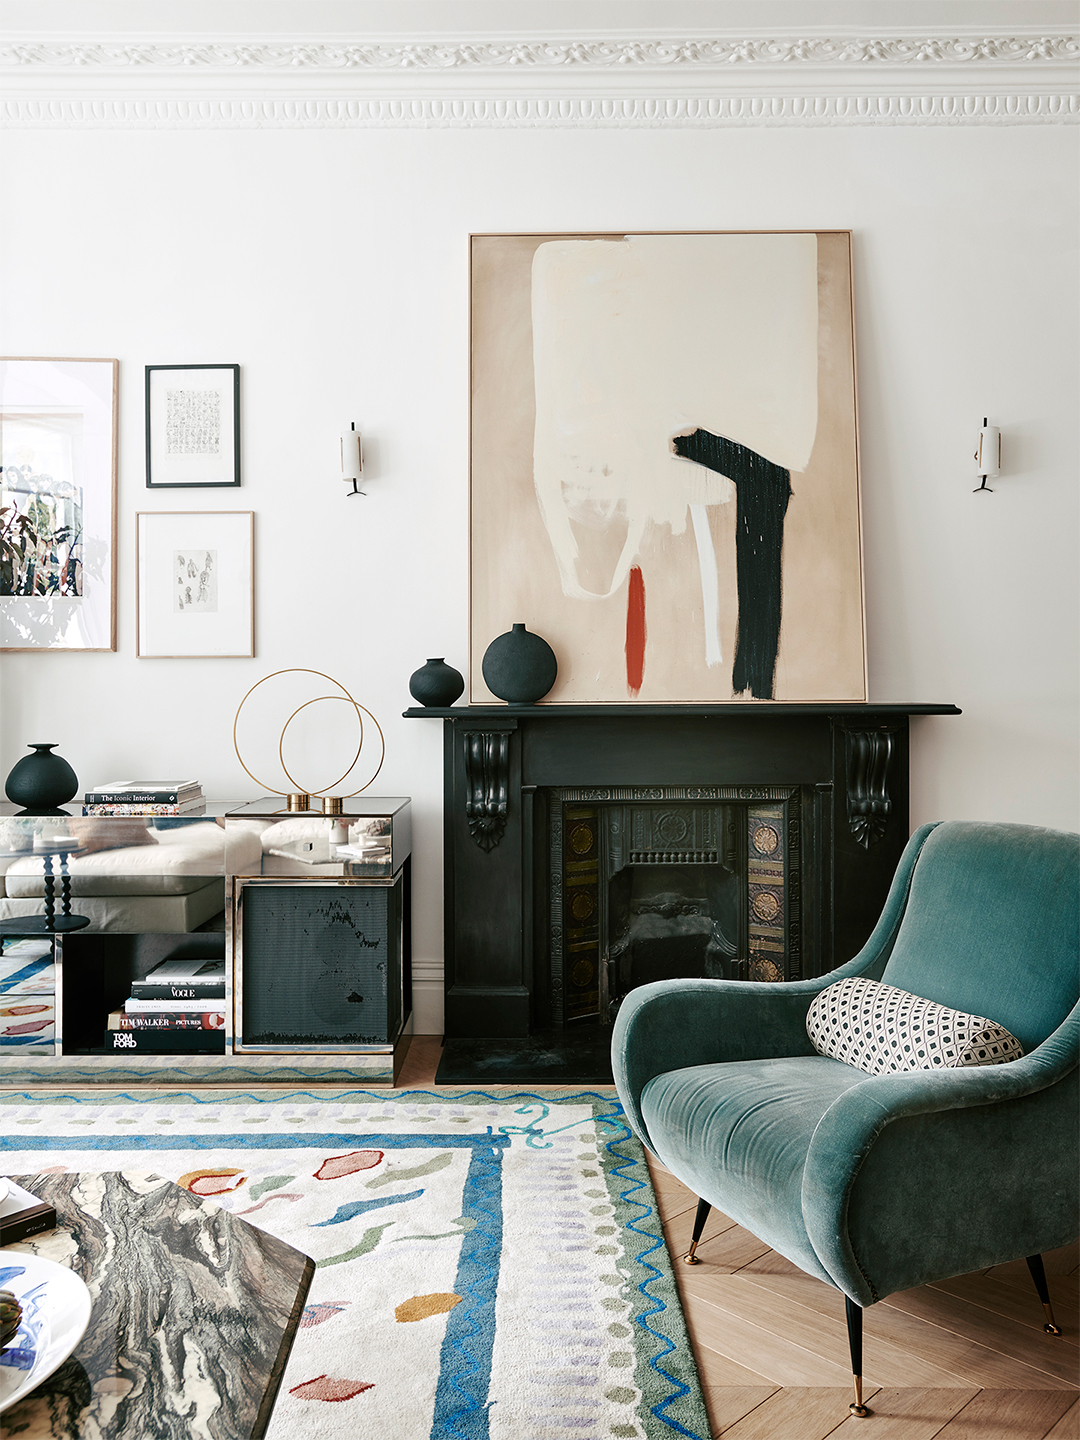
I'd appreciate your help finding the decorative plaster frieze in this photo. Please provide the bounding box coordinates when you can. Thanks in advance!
[2,93,1076,128]
[1,35,1076,71]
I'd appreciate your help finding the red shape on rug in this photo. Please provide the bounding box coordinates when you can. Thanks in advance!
[289,1375,374,1403]
[625,565,647,696]
[178,1168,247,1196]
[314,1150,384,1180]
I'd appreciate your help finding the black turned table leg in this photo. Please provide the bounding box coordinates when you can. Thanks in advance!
[42,851,56,930]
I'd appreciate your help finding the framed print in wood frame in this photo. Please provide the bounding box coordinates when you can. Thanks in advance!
[1,356,118,651]
[470,232,866,705]
[146,364,240,488]
[136,510,254,658]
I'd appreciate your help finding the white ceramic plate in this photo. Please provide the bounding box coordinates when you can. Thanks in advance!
[0,1254,93,1414]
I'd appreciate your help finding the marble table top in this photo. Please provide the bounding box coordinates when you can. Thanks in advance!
[2,1171,314,1439]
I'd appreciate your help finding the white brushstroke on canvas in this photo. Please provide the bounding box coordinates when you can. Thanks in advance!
[689,504,722,666]
[531,235,819,645]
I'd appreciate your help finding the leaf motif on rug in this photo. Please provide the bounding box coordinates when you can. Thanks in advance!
[394,1292,463,1323]
[250,1173,296,1201]
[310,1189,423,1226]
[313,1150,384,1179]
[289,1375,374,1403]
[177,1167,246,1196]
[299,1302,352,1329]
[315,1221,394,1268]
[365,1152,452,1189]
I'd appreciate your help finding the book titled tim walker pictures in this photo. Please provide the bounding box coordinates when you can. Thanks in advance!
[82,779,204,816]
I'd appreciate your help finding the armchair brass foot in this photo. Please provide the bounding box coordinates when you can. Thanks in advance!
[1027,1255,1063,1336]
[846,1298,872,1416]
[849,1374,871,1417]
[683,1197,712,1266]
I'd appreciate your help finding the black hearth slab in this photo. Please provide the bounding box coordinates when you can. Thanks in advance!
[435,1029,615,1085]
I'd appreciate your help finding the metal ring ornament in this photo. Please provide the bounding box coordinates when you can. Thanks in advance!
[233,668,385,798]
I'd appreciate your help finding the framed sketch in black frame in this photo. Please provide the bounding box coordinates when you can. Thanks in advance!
[146,364,240,488]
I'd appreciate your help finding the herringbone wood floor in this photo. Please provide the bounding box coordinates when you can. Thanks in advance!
[401,1036,1080,1440]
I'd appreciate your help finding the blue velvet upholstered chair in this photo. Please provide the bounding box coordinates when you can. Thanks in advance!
[612,821,1079,1418]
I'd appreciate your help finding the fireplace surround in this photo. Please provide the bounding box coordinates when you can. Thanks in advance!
[405,703,959,1075]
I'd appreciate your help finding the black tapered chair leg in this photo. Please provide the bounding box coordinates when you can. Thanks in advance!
[845,1297,871,1417]
[1026,1254,1063,1335]
[683,1198,712,1265]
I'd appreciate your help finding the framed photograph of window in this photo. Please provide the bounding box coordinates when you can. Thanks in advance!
[136,510,254,657]
[1,356,118,651]
[146,364,240,488]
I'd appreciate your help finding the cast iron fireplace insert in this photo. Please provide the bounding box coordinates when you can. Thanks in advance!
[404,703,959,1083]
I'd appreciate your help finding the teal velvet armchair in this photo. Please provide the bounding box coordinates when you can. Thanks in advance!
[612,821,1079,1417]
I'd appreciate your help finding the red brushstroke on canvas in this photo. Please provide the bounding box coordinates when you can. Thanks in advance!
[625,566,646,696]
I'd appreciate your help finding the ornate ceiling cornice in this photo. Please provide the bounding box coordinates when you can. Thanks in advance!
[4,94,1075,129]
[1,35,1076,71]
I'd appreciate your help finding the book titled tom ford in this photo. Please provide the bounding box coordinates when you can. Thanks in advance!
[0,1179,56,1246]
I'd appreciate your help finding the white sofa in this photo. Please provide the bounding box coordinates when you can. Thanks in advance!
[0,821,264,933]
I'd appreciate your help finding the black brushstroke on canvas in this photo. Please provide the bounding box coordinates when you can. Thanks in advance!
[672,428,791,700]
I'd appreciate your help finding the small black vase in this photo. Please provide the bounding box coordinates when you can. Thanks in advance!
[482,623,558,706]
[5,743,78,812]
[409,657,465,708]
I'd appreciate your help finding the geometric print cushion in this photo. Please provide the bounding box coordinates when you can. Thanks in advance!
[805,975,1025,1076]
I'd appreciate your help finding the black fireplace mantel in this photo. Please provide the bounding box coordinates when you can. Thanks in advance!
[404,702,960,1040]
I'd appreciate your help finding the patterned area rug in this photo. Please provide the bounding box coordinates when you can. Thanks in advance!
[1,1088,709,1440]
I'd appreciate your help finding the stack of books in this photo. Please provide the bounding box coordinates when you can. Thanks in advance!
[83,780,205,817]
[105,956,226,1053]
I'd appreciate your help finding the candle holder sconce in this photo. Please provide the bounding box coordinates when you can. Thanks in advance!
[974,418,1001,494]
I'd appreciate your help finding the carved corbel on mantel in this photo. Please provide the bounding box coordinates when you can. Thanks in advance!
[845,727,895,849]
[463,730,511,851]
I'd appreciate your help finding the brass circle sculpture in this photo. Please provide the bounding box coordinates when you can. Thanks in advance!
[233,669,385,806]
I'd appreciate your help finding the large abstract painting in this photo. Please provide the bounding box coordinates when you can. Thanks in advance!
[470,232,865,703]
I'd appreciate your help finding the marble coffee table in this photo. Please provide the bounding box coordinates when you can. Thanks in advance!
[1,1170,314,1438]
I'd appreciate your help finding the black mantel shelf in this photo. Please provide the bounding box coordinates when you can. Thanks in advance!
[405,703,961,719]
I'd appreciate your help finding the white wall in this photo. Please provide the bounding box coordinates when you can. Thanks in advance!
[2,114,1077,1030]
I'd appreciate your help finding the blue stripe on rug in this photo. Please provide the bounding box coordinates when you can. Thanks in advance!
[430,1135,504,1440]
[1,1133,507,1152]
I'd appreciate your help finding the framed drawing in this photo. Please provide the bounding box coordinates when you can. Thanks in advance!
[146,364,240,488]
[470,232,866,704]
[136,510,254,658]
[0,356,118,651]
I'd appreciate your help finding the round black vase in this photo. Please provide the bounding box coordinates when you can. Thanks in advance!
[409,657,465,708]
[482,623,558,706]
[4,743,78,811]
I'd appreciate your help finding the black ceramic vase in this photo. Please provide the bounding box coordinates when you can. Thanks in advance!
[5,743,78,812]
[482,623,558,705]
[409,657,465,708]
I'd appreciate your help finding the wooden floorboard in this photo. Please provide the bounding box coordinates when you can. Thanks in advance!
[398,1041,1080,1438]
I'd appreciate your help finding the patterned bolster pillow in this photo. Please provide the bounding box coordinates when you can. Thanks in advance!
[806,976,1024,1076]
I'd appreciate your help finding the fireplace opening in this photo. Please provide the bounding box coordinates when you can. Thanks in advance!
[548,787,801,1028]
